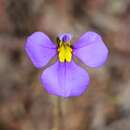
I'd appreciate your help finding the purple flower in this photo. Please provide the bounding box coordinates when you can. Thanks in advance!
[25,32,109,97]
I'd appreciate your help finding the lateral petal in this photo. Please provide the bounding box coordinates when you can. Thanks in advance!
[25,32,57,68]
[73,32,109,67]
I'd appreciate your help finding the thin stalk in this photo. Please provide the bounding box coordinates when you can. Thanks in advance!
[51,96,66,130]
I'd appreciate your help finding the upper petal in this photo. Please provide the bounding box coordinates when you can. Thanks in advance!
[58,33,72,42]
[73,32,109,67]
[41,60,89,97]
[25,32,57,68]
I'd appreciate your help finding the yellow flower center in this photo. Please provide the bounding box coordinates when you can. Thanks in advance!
[58,41,72,62]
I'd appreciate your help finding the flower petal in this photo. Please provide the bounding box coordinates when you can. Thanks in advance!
[73,32,109,67]
[41,60,89,97]
[58,33,72,42]
[25,32,57,68]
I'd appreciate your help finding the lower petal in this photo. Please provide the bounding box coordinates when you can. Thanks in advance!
[41,60,89,97]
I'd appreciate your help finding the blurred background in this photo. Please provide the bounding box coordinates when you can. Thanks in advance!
[0,0,130,130]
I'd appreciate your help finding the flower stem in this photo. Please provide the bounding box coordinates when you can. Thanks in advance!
[51,96,66,130]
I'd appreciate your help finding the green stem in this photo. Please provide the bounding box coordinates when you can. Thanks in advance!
[51,96,66,130]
